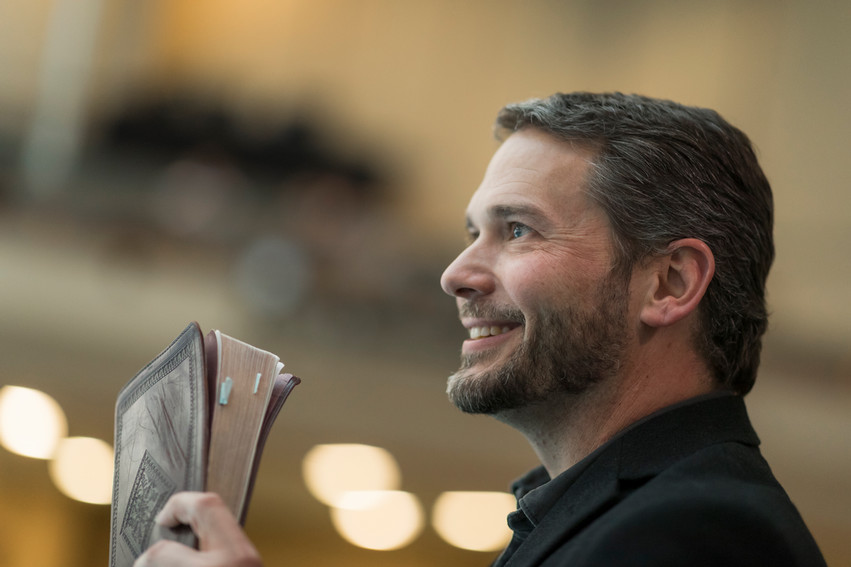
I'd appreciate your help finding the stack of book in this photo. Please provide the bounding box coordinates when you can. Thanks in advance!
[109,322,300,567]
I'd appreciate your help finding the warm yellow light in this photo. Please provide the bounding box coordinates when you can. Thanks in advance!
[432,491,516,551]
[302,444,401,506]
[0,385,68,459]
[331,490,424,550]
[48,436,114,504]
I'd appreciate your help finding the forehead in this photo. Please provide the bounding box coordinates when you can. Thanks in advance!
[467,128,597,220]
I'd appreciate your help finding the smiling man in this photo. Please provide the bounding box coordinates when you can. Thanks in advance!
[444,132,628,422]
[135,93,826,566]
[440,93,826,566]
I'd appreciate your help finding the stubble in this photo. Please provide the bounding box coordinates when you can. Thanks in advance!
[446,273,629,415]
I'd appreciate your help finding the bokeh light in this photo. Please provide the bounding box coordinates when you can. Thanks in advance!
[48,436,114,505]
[331,490,424,550]
[0,386,68,459]
[432,491,515,551]
[303,443,401,506]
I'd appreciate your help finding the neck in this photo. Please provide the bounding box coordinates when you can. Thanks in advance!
[498,348,718,478]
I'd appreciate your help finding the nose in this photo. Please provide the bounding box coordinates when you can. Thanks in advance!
[440,243,495,300]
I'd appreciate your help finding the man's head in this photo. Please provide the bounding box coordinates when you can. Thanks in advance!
[445,92,771,406]
[441,129,633,415]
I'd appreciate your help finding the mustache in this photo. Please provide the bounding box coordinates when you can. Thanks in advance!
[459,302,526,323]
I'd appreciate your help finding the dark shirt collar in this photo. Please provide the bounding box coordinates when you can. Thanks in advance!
[514,391,736,521]
[493,391,738,566]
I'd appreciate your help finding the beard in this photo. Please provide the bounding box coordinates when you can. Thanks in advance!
[446,272,629,415]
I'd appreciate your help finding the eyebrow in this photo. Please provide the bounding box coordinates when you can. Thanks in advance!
[466,203,550,229]
[490,204,548,222]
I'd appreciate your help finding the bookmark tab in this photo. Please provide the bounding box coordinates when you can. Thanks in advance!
[219,377,234,405]
[253,373,262,394]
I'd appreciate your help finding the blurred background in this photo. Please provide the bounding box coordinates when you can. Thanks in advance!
[0,0,849,565]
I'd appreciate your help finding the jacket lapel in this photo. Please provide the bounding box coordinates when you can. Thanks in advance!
[502,395,759,567]
[503,447,623,567]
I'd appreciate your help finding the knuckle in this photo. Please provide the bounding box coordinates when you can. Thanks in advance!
[234,542,262,566]
[236,553,263,567]
[194,491,225,509]
[229,542,262,567]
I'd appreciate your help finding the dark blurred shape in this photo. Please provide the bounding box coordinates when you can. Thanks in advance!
[66,90,455,344]
[96,91,382,195]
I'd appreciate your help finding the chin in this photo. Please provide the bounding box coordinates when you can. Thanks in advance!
[446,366,518,415]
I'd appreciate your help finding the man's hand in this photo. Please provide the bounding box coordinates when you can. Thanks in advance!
[133,492,262,567]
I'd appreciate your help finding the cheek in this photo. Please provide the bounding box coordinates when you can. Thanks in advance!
[505,257,611,312]
[502,262,567,309]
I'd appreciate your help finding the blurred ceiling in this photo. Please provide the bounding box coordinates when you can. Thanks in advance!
[0,1,849,566]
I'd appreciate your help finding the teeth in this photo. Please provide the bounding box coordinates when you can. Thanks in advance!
[469,326,512,340]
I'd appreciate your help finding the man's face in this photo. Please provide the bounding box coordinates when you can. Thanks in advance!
[440,129,631,415]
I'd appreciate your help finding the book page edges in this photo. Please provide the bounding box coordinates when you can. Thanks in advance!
[205,332,281,520]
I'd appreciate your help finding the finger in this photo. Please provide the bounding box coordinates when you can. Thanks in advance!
[155,492,256,554]
[155,491,211,528]
[133,539,202,567]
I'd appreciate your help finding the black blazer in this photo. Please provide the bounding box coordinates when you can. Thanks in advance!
[499,395,826,566]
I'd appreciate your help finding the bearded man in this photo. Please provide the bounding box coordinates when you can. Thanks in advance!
[135,93,826,567]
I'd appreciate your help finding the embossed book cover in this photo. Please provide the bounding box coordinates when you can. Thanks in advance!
[108,322,300,567]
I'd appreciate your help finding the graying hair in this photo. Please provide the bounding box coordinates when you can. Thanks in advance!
[496,92,774,395]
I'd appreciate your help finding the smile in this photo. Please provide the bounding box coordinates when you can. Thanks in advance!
[468,325,515,340]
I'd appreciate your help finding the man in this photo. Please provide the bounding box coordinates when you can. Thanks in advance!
[135,92,826,566]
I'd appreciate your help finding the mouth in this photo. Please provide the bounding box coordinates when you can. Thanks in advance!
[462,318,523,347]
[467,324,517,340]
[460,321,522,360]
[457,304,524,351]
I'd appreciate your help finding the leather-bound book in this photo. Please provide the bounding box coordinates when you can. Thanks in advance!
[108,322,300,567]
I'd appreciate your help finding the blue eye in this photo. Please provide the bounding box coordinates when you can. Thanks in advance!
[510,223,530,239]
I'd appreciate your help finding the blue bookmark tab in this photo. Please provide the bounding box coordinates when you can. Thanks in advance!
[219,377,234,405]
[253,372,262,394]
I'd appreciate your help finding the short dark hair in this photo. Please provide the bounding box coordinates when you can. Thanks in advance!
[496,92,774,395]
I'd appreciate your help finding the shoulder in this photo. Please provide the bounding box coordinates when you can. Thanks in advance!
[579,484,816,565]
[561,443,825,567]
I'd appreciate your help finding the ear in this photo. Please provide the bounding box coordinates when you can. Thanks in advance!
[639,238,715,328]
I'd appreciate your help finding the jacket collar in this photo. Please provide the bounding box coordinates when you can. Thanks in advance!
[502,393,759,567]
[616,392,759,480]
